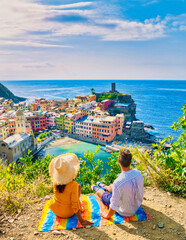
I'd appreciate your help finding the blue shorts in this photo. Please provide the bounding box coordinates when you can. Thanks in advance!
[101,192,112,207]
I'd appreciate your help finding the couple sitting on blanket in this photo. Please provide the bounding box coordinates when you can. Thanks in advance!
[48,149,144,226]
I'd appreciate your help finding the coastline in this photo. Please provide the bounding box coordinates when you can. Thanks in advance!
[44,136,153,153]
[47,136,80,148]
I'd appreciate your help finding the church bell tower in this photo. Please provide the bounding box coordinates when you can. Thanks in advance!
[15,109,26,134]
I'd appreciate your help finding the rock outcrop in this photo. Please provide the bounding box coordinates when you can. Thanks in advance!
[0,83,26,103]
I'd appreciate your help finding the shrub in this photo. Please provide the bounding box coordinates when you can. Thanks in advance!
[0,152,54,214]
[131,104,186,197]
[76,146,104,193]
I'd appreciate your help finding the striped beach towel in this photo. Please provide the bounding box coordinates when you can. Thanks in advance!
[38,195,151,231]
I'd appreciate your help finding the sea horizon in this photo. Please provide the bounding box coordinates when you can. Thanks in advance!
[1,79,186,81]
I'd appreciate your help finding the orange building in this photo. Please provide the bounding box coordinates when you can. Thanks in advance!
[8,119,16,135]
[30,103,38,111]
[92,114,124,142]
[88,95,96,102]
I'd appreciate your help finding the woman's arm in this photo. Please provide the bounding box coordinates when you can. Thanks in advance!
[72,182,94,226]
[76,210,94,225]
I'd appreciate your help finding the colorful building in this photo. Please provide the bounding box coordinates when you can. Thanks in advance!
[45,113,56,129]
[0,109,37,163]
[88,95,96,102]
[0,120,9,141]
[55,113,65,131]
[64,113,73,133]
[92,114,124,142]
[71,112,87,134]
[65,107,78,114]
[18,102,30,111]
[74,115,93,137]
[30,103,38,111]
[97,99,113,111]
[25,112,46,131]
[75,95,88,103]
[8,119,16,135]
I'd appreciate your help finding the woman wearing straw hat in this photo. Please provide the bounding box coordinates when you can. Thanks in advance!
[49,153,94,226]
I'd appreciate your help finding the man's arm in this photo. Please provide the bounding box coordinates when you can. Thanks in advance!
[101,208,116,219]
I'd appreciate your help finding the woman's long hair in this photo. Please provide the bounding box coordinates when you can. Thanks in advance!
[56,184,66,193]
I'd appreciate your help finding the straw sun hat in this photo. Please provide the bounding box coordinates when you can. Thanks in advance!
[49,153,80,185]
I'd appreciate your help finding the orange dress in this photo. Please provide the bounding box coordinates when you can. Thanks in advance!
[48,181,81,218]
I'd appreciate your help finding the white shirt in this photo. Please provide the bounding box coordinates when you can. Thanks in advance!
[110,169,144,217]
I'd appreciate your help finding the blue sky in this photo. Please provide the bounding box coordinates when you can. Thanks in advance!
[0,0,186,80]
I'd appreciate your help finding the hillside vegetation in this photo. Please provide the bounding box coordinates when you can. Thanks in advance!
[0,83,26,103]
[96,92,134,103]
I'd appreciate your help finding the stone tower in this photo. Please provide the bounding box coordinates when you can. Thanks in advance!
[111,83,116,92]
[15,109,26,134]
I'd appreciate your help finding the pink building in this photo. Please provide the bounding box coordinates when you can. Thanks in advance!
[74,115,93,137]
[46,117,56,129]
[97,99,113,111]
[71,112,87,134]
[45,113,57,129]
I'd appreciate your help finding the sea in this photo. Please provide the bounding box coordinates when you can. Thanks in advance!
[2,80,186,140]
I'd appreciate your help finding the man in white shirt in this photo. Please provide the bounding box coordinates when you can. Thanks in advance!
[91,149,144,218]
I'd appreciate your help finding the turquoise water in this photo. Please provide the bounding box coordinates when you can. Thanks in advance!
[40,141,111,165]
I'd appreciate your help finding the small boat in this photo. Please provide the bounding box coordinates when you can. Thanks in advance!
[105,149,114,153]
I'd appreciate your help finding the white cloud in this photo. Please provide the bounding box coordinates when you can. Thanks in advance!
[142,0,159,6]
[0,0,93,47]
[22,62,55,68]
[46,2,93,9]
[0,40,72,48]
[0,0,185,48]
[99,19,165,41]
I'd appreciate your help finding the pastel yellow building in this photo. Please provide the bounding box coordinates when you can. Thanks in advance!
[65,108,78,114]
[75,95,88,103]
[82,109,95,116]
[40,103,49,111]
[64,113,74,133]
[0,120,9,141]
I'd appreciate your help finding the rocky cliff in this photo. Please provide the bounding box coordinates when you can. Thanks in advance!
[0,83,26,103]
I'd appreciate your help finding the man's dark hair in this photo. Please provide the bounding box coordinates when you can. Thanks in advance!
[119,149,132,167]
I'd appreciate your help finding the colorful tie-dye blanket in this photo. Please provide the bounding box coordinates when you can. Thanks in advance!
[38,195,151,231]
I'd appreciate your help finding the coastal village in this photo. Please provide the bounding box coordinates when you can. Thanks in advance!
[0,83,152,164]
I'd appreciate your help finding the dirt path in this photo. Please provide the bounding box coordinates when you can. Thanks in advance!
[0,187,185,240]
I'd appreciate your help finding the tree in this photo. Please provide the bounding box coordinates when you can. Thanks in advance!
[90,88,95,94]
